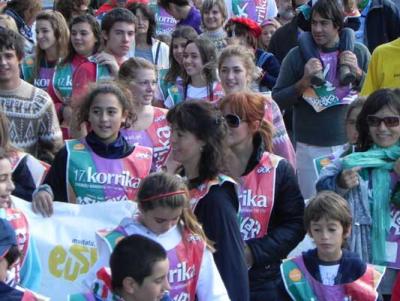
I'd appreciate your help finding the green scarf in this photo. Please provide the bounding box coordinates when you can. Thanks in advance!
[342,143,400,265]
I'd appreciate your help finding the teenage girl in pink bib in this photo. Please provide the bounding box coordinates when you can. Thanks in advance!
[118,57,171,172]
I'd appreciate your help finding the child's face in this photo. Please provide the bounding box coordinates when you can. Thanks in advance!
[183,42,203,78]
[345,106,362,145]
[141,206,183,235]
[368,105,400,148]
[0,158,14,209]
[172,37,188,66]
[203,5,224,31]
[309,217,349,262]
[88,93,126,145]
[130,258,170,301]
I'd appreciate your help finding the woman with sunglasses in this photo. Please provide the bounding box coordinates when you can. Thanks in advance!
[167,101,250,301]
[218,44,295,168]
[316,88,400,299]
[219,92,304,301]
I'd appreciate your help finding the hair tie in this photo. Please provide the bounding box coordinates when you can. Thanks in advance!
[139,190,187,202]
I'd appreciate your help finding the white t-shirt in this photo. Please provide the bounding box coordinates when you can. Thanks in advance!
[319,263,340,285]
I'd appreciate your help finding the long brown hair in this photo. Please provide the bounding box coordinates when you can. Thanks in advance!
[137,172,215,251]
[165,26,198,83]
[33,10,70,79]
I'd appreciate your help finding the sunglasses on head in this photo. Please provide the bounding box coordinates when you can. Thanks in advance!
[224,114,246,128]
[366,115,400,127]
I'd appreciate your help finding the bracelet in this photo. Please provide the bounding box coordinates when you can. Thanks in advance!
[33,184,54,199]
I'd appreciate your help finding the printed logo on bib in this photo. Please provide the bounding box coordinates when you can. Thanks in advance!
[73,143,85,151]
[56,75,73,88]
[173,293,190,301]
[74,167,141,188]
[33,78,50,89]
[257,165,272,174]
[77,195,130,204]
[153,125,171,166]
[240,217,261,240]
[169,261,196,284]
[289,268,302,282]
[239,189,268,208]
[135,151,152,159]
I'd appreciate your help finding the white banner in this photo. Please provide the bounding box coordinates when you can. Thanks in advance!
[12,197,137,300]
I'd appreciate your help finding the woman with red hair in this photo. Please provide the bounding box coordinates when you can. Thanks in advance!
[220,91,304,301]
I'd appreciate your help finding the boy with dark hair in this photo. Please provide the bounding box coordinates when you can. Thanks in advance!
[69,235,171,301]
[157,0,202,34]
[281,191,384,300]
[0,27,25,60]
[110,235,170,300]
[101,6,136,34]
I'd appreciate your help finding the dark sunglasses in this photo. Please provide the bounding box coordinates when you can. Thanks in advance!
[366,115,400,127]
[224,114,246,128]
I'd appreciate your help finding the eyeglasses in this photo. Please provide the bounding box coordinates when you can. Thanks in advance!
[366,115,400,127]
[224,114,246,128]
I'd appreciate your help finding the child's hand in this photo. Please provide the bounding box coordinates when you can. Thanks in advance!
[32,191,54,217]
[337,167,361,189]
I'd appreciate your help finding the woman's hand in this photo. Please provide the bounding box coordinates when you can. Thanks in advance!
[337,167,361,189]
[32,191,54,217]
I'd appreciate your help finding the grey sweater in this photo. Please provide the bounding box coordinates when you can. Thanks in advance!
[272,43,370,146]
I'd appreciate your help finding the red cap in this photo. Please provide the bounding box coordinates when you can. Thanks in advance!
[229,17,262,38]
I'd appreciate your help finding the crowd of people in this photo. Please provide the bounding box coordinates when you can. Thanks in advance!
[0,0,400,300]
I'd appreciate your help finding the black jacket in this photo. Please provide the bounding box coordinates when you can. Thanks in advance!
[191,179,250,301]
[245,134,305,291]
